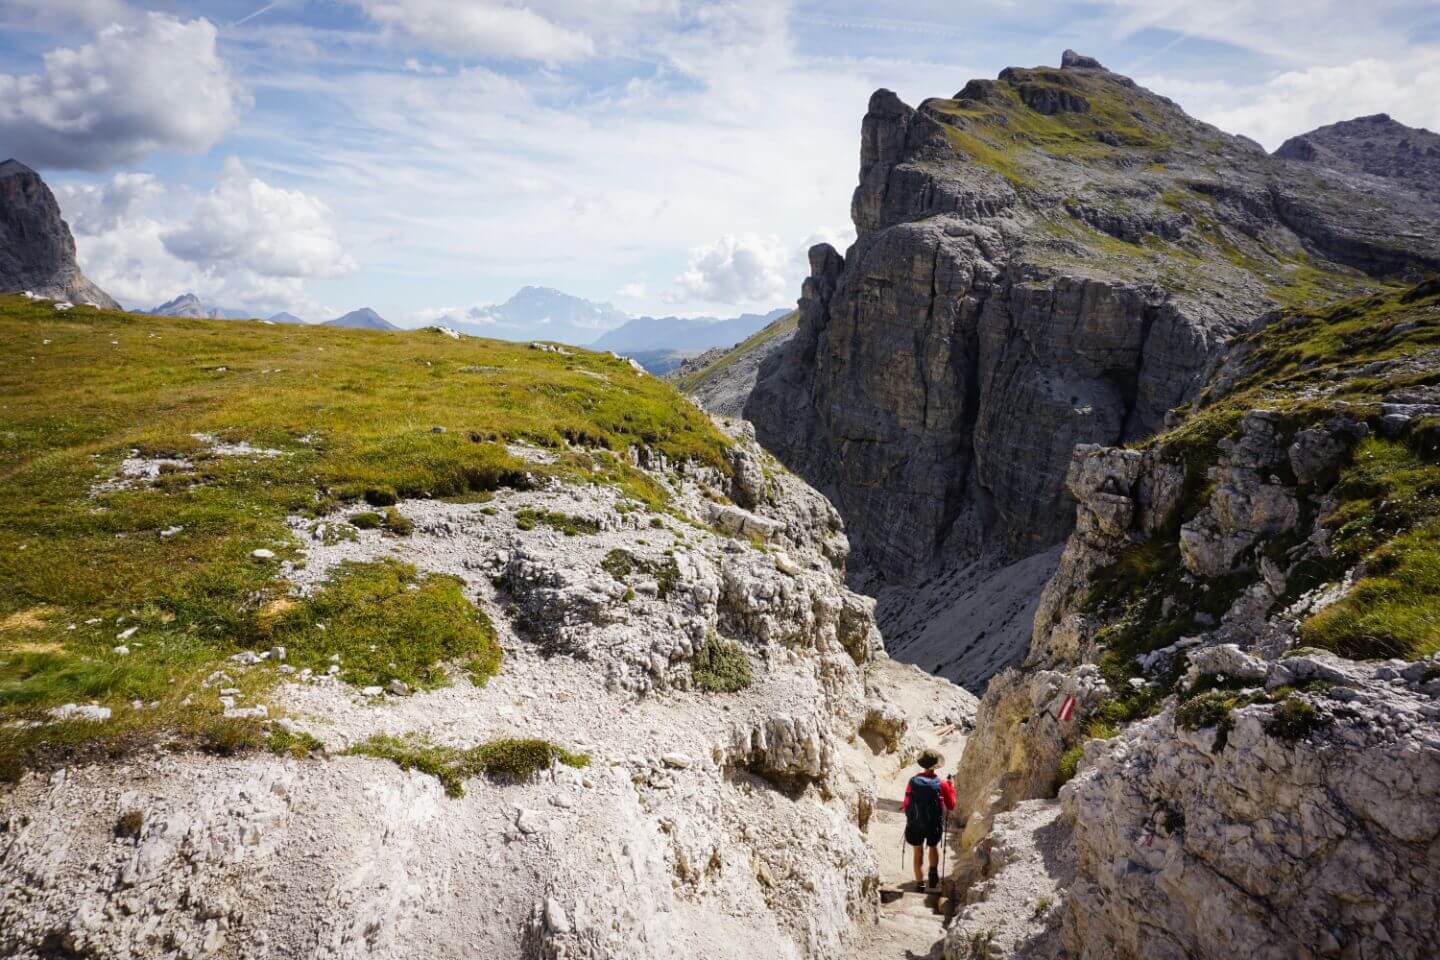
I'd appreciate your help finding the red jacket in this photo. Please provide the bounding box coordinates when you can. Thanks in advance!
[901,770,956,812]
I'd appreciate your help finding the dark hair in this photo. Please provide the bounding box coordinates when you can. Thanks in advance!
[918,751,941,769]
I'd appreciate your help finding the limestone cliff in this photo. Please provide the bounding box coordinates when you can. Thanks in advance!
[0,160,119,309]
[747,53,1440,689]
[945,280,1440,958]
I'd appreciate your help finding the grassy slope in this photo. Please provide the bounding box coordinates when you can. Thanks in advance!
[674,309,798,394]
[0,296,730,776]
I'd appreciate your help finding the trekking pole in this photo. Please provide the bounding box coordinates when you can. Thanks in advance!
[940,812,949,885]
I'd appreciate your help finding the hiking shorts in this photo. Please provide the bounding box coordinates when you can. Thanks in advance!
[905,824,943,848]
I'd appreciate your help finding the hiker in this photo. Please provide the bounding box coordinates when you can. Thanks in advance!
[902,751,957,890]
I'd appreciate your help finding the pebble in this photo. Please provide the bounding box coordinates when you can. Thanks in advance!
[49,703,112,722]
[117,626,138,641]
[252,549,276,560]
[516,809,544,835]
[361,686,383,697]
[223,705,268,719]
[662,752,693,769]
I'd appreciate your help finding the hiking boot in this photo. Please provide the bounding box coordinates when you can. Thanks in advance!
[927,866,940,890]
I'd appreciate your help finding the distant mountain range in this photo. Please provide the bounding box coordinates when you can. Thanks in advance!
[592,308,790,354]
[138,284,785,360]
[443,286,630,345]
[143,296,396,329]
[324,307,396,331]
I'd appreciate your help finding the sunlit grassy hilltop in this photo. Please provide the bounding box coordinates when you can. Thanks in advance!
[0,295,731,777]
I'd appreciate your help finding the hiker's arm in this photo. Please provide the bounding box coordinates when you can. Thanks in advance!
[901,780,911,812]
[940,779,957,811]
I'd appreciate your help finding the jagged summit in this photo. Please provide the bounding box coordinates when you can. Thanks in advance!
[747,55,1440,688]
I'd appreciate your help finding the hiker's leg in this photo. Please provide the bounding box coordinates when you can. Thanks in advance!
[912,844,924,884]
[928,846,940,870]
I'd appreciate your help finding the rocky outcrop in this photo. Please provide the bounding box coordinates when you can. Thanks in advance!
[0,422,976,960]
[0,159,119,308]
[1065,654,1440,959]
[747,53,1440,689]
[947,281,1440,958]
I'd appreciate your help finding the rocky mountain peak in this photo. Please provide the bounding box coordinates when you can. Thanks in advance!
[1060,48,1106,70]
[1274,112,1440,207]
[0,158,120,309]
[748,56,1440,689]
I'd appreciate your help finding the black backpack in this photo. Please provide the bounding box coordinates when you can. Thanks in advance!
[905,773,944,834]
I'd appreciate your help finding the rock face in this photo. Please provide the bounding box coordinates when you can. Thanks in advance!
[0,423,977,960]
[0,159,119,308]
[946,280,1440,958]
[745,53,1440,688]
[1065,654,1440,960]
[1276,113,1440,209]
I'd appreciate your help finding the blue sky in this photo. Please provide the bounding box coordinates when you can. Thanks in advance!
[2,0,1438,328]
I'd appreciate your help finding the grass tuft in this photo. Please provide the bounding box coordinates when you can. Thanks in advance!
[345,734,589,798]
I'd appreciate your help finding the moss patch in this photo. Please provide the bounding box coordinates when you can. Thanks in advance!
[691,637,752,692]
[346,734,589,797]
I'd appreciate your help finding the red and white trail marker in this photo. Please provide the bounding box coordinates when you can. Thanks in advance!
[1058,695,1077,723]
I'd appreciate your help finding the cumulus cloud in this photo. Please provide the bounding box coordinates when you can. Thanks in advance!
[673,234,792,306]
[55,173,163,234]
[1148,54,1440,150]
[57,165,351,315]
[162,159,356,279]
[354,0,594,62]
[0,14,246,171]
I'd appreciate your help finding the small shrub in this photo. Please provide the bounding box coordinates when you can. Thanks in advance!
[601,548,636,580]
[692,637,752,693]
[267,727,325,758]
[1056,745,1084,786]
[383,507,414,536]
[115,809,145,839]
[515,509,601,536]
[1266,698,1330,741]
[349,511,383,530]
[364,486,398,507]
[1175,691,1243,753]
[1032,896,1053,918]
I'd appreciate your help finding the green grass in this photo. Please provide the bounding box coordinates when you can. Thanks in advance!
[259,560,502,690]
[0,295,728,775]
[514,508,601,536]
[345,733,589,797]
[691,636,752,692]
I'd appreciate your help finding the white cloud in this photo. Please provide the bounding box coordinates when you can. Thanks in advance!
[354,0,594,62]
[56,173,163,234]
[57,164,351,315]
[616,282,649,300]
[162,159,356,279]
[674,234,792,306]
[1142,53,1440,150]
[0,14,246,171]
